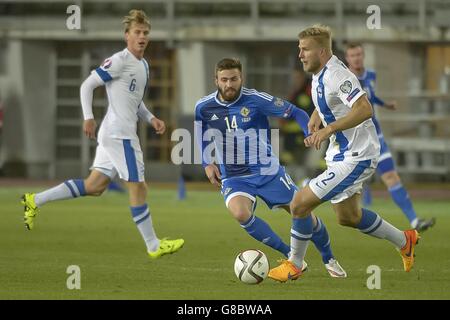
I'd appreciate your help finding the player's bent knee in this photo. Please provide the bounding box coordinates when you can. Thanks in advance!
[84,181,108,196]
[233,211,252,224]
[228,203,252,223]
[290,199,310,218]
[86,185,107,196]
[127,181,147,191]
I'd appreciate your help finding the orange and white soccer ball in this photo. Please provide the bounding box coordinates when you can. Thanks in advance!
[234,249,270,284]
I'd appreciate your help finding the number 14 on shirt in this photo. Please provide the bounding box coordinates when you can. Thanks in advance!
[224,115,238,132]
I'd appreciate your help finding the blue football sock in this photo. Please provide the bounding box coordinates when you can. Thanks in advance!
[389,183,418,226]
[311,216,334,264]
[241,215,290,257]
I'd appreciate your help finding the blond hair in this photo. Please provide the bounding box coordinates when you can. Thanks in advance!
[298,25,332,53]
[122,9,150,33]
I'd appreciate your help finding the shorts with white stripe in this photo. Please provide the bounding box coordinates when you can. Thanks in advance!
[309,159,378,204]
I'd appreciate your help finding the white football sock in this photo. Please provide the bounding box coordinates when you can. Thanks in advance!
[131,204,160,252]
[34,179,86,207]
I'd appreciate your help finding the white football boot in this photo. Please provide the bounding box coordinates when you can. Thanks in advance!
[325,258,347,278]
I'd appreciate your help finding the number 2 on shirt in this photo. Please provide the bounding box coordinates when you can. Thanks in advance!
[224,115,238,132]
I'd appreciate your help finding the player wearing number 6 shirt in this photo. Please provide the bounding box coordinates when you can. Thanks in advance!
[269,25,420,283]
[20,10,184,259]
[194,58,347,278]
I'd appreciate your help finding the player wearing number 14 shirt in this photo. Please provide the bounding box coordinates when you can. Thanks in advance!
[194,58,347,277]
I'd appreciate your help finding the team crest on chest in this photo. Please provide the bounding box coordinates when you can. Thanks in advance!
[240,106,250,117]
[240,106,252,123]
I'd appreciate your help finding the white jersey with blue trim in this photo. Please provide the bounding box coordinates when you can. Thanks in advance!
[92,48,149,139]
[311,55,380,163]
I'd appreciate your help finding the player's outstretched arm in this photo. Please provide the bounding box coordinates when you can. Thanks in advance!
[382,100,398,110]
[288,106,310,137]
[259,95,310,136]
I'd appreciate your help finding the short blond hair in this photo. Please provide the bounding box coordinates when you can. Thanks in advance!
[298,25,332,53]
[122,9,150,33]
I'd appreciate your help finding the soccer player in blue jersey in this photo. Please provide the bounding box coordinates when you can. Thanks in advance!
[269,25,420,282]
[20,10,184,259]
[345,42,435,232]
[194,58,347,277]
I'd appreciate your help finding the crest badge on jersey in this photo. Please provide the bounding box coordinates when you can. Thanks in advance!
[101,58,112,69]
[274,98,284,107]
[240,107,250,117]
[339,80,352,94]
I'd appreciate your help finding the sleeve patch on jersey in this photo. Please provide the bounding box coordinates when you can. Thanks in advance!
[347,88,361,102]
[274,98,284,107]
[283,105,293,118]
[101,58,112,69]
[95,67,113,82]
[340,80,352,94]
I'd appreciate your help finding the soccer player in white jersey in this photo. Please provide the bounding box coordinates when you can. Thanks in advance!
[21,10,184,259]
[269,25,420,282]
[345,42,435,232]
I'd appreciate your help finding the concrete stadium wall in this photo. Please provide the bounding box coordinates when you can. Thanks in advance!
[0,41,55,178]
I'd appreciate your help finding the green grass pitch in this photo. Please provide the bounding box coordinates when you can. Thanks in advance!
[1,186,449,299]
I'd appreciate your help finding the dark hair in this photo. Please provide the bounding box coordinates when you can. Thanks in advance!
[215,58,242,76]
[345,42,363,51]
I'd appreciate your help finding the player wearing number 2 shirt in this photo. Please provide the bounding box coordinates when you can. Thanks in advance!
[268,26,419,283]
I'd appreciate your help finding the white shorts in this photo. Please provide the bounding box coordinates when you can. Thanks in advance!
[91,137,145,182]
[309,159,377,204]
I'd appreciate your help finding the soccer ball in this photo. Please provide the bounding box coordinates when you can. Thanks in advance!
[234,249,270,284]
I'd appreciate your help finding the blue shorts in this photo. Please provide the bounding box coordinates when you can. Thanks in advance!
[221,166,298,211]
[376,136,396,175]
